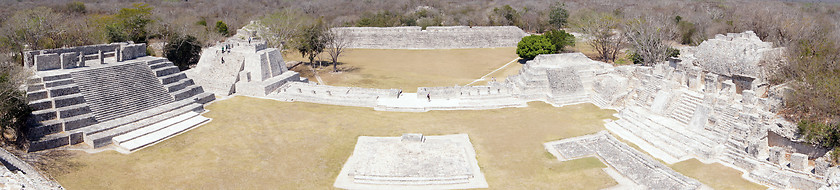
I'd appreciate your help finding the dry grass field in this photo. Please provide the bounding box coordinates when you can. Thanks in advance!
[284,48,521,91]
[46,97,618,189]
[41,97,764,190]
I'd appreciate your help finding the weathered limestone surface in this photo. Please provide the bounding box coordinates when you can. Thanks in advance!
[334,134,487,189]
[0,148,63,189]
[334,26,528,49]
[187,25,305,97]
[545,131,703,189]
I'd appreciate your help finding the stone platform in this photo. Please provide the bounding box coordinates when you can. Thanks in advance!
[545,131,705,190]
[334,134,487,189]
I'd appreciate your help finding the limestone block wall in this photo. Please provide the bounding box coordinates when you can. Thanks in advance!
[274,82,401,107]
[25,43,122,68]
[416,83,514,100]
[24,42,143,71]
[333,26,528,49]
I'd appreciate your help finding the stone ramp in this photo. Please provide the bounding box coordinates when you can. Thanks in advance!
[71,62,174,122]
[545,131,704,190]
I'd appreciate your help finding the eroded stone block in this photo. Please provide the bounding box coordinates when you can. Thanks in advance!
[34,53,61,71]
[791,153,808,171]
[816,158,831,176]
[770,146,784,165]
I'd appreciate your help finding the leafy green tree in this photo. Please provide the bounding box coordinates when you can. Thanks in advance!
[544,29,575,52]
[111,3,154,43]
[164,35,202,71]
[215,20,229,36]
[295,19,328,66]
[548,3,569,29]
[516,35,556,60]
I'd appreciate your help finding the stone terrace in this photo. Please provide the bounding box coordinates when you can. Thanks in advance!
[334,26,528,49]
[334,134,488,189]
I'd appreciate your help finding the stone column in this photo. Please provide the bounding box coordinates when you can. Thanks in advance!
[60,52,79,69]
[77,52,85,67]
[687,67,703,90]
[704,73,719,94]
[747,138,768,159]
[115,47,122,62]
[790,153,808,171]
[742,90,756,105]
[816,157,831,176]
[98,50,105,65]
[769,146,784,165]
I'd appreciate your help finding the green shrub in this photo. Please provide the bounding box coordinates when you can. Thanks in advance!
[666,47,680,58]
[544,29,575,52]
[627,52,643,64]
[215,20,229,36]
[516,35,555,60]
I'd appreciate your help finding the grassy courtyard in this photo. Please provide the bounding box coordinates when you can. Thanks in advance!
[47,97,617,189]
[284,48,521,91]
[39,48,763,189]
[40,96,763,189]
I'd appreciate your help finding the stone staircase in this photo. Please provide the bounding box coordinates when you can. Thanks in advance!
[148,59,215,104]
[112,111,209,152]
[71,62,174,122]
[669,90,704,124]
[605,106,722,163]
[353,175,471,185]
[26,74,98,151]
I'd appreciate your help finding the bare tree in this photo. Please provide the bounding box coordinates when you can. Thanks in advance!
[623,15,675,66]
[574,11,625,62]
[323,28,354,72]
[0,7,62,65]
[260,9,311,50]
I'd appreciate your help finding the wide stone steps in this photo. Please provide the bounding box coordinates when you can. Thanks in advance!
[627,107,719,149]
[114,111,209,152]
[589,93,610,108]
[611,117,690,159]
[82,99,204,148]
[669,92,703,124]
[154,66,181,78]
[71,62,174,122]
[160,73,187,85]
[353,175,471,185]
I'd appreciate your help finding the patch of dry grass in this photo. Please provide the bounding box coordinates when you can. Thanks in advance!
[670,159,766,190]
[284,48,519,92]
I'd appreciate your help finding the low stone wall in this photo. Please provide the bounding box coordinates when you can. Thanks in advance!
[24,42,144,71]
[273,82,401,107]
[333,26,528,49]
